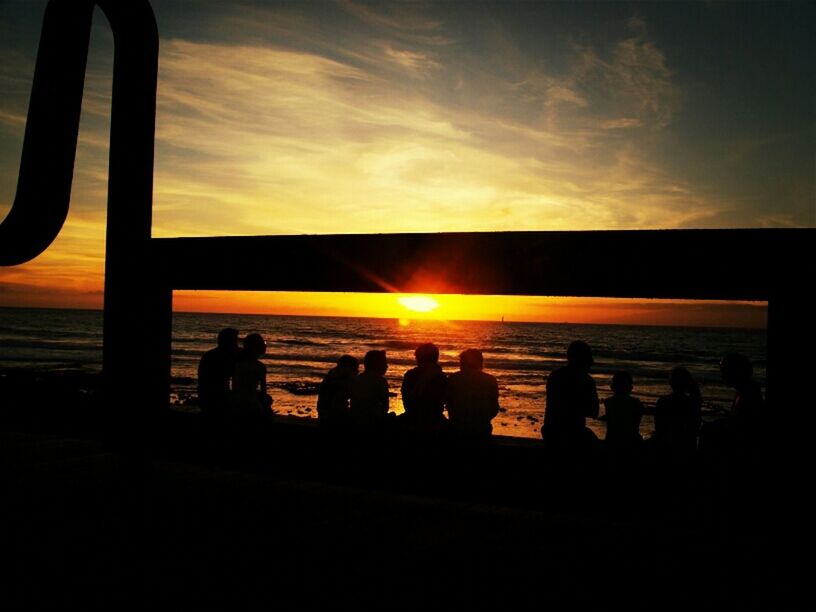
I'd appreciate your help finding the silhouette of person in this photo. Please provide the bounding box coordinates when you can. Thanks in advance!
[197,327,240,426]
[653,366,702,462]
[603,371,644,451]
[401,343,448,433]
[445,348,500,440]
[317,355,359,429]
[231,333,273,422]
[700,353,764,463]
[720,353,763,435]
[350,350,390,428]
[541,340,600,451]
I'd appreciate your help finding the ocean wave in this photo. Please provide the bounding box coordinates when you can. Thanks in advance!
[379,340,425,350]
[0,338,101,351]
[592,349,703,364]
[272,338,327,347]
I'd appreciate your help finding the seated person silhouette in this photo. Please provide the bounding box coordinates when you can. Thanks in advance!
[401,342,448,434]
[602,371,644,452]
[231,333,273,422]
[541,340,600,451]
[317,355,359,429]
[700,353,764,462]
[653,366,702,463]
[445,348,500,441]
[350,350,390,429]
[720,353,764,434]
[197,327,240,425]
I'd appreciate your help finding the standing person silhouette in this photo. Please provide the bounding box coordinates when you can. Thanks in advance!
[231,333,273,425]
[541,340,600,452]
[401,343,448,434]
[445,349,500,441]
[197,328,240,428]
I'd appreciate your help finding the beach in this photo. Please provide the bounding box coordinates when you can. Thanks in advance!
[0,307,802,610]
[0,307,766,438]
[1,371,804,609]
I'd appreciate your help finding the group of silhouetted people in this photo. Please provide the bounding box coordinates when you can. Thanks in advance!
[316,342,500,442]
[198,329,764,463]
[543,339,764,469]
[197,328,273,429]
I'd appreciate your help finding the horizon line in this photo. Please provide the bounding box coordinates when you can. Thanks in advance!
[0,303,768,331]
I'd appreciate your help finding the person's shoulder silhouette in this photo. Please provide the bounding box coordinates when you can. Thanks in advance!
[232,333,272,419]
[317,354,359,427]
[198,327,240,423]
[603,370,643,449]
[350,350,390,428]
[654,366,701,448]
[401,342,447,432]
[542,340,599,450]
[720,353,763,428]
[446,348,499,439]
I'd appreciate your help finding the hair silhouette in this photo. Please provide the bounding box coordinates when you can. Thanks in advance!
[459,348,484,371]
[414,343,440,366]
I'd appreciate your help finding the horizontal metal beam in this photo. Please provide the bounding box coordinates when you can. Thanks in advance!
[151,228,812,300]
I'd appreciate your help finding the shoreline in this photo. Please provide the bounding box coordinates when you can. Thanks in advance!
[2,366,731,444]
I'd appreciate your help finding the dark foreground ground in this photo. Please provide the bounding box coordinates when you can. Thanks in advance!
[0,369,810,610]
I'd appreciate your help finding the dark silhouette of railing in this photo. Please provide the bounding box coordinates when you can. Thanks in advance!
[1,0,812,444]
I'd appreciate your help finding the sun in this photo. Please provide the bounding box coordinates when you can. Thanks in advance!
[397,295,440,313]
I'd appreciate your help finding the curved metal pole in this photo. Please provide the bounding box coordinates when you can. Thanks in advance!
[1,0,169,452]
[0,1,92,265]
[0,0,158,265]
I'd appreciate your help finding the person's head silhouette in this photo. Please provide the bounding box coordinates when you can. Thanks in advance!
[459,348,484,371]
[217,327,239,349]
[669,366,694,393]
[567,340,593,372]
[336,354,359,372]
[610,370,632,395]
[364,350,388,376]
[243,333,267,359]
[415,343,439,366]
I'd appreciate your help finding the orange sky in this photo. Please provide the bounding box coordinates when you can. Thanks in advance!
[170,291,767,329]
[1,2,804,327]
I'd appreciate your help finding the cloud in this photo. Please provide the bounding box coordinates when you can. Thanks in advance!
[337,0,448,38]
[0,110,25,127]
[145,10,720,238]
[2,3,727,247]
[382,45,442,74]
[600,118,642,129]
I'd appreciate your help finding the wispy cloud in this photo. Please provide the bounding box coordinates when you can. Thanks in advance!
[145,8,716,239]
[4,2,805,311]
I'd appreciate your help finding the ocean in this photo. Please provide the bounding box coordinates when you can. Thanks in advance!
[0,307,766,439]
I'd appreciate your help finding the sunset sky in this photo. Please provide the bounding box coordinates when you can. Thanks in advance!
[1,1,812,326]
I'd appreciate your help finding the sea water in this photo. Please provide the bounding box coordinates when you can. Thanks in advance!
[0,307,766,439]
